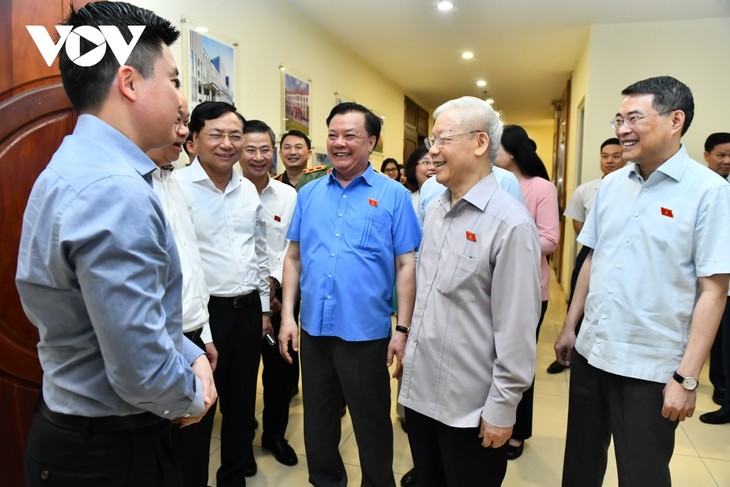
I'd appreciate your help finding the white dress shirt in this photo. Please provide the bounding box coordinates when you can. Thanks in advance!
[177,159,270,312]
[152,167,212,342]
[258,177,297,284]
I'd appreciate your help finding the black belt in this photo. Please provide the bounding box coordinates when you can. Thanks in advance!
[209,291,257,308]
[39,401,163,434]
[184,327,204,342]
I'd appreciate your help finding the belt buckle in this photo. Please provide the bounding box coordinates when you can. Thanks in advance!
[233,294,247,308]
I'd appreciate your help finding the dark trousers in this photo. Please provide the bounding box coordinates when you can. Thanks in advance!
[25,404,178,487]
[260,289,299,443]
[209,292,263,487]
[170,331,216,487]
[511,300,548,440]
[709,297,730,402]
[562,353,677,487]
[405,408,508,487]
[300,330,395,487]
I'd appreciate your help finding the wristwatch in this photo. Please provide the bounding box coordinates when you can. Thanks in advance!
[672,371,699,391]
[395,325,410,335]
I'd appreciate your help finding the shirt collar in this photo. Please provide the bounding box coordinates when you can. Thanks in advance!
[461,172,499,211]
[76,114,157,181]
[327,162,375,187]
[628,145,688,184]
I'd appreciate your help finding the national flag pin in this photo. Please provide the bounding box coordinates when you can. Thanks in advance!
[369,198,378,207]
[466,231,477,242]
[274,215,281,222]
[660,207,673,218]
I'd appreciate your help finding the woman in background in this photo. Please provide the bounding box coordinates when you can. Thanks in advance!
[495,124,560,460]
[381,158,400,180]
[404,146,436,222]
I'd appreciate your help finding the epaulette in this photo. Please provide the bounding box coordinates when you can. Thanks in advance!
[303,165,328,174]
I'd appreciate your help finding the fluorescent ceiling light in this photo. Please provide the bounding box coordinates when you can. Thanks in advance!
[462,51,474,60]
[437,2,454,12]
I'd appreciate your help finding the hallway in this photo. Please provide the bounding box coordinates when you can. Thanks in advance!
[208,274,730,486]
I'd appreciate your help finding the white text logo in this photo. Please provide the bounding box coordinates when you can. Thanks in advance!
[26,25,146,67]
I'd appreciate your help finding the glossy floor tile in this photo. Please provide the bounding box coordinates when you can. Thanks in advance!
[208,274,730,486]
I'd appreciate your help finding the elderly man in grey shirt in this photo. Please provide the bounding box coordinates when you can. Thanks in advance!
[398,96,541,487]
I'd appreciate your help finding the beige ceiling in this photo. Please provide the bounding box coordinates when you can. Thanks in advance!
[284,0,730,124]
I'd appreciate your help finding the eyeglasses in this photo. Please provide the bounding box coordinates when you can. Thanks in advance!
[201,130,244,143]
[417,159,436,167]
[424,130,481,149]
[243,147,273,157]
[610,112,671,129]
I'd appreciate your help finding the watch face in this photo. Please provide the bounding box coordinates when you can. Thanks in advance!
[683,377,698,390]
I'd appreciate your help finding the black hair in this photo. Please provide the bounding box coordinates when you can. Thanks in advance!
[243,120,275,147]
[280,130,311,150]
[621,76,694,136]
[405,146,429,190]
[189,101,244,135]
[600,138,621,150]
[704,133,730,152]
[326,102,382,141]
[501,125,549,180]
[380,158,399,173]
[59,2,179,112]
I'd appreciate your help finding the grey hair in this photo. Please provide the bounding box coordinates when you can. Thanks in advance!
[433,96,503,164]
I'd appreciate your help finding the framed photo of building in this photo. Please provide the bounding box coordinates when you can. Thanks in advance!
[282,71,310,136]
[183,18,236,109]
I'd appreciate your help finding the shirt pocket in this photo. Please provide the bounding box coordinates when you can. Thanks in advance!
[435,252,480,303]
[350,211,391,251]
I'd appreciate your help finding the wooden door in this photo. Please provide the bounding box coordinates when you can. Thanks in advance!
[0,1,93,485]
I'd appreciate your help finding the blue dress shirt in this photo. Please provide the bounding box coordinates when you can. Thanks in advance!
[576,146,730,383]
[16,115,204,419]
[287,164,422,341]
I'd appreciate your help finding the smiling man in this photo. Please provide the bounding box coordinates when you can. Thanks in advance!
[397,96,541,487]
[555,76,730,486]
[239,120,299,468]
[178,102,271,486]
[16,3,216,486]
[275,129,312,189]
[279,102,421,487]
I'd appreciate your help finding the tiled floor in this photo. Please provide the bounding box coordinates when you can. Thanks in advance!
[207,275,730,486]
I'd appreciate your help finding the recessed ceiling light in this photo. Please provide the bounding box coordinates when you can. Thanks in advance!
[485,98,495,105]
[194,26,209,33]
[461,51,474,60]
[476,80,487,87]
[437,1,454,12]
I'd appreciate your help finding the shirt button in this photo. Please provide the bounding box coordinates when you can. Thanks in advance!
[601,314,607,319]
[331,252,336,257]
[608,289,613,294]
[338,213,343,217]
[616,264,622,269]
[327,274,333,278]
[342,195,347,199]
[634,212,639,217]
[335,233,340,237]
[625,238,631,244]
[40,470,50,480]
[326,295,332,299]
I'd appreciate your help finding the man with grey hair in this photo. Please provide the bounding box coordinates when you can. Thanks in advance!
[398,96,541,486]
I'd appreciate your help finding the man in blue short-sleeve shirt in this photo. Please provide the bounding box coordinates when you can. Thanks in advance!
[279,102,421,487]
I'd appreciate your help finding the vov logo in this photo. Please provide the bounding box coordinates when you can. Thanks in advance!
[26,25,146,67]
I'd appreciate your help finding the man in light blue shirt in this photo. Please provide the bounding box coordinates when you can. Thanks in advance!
[16,3,216,486]
[555,76,730,486]
[279,102,421,487]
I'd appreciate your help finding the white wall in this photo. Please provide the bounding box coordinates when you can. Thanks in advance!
[134,0,409,167]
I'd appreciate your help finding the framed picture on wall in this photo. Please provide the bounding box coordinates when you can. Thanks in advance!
[373,110,385,154]
[334,91,355,106]
[182,17,237,110]
[281,70,311,136]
